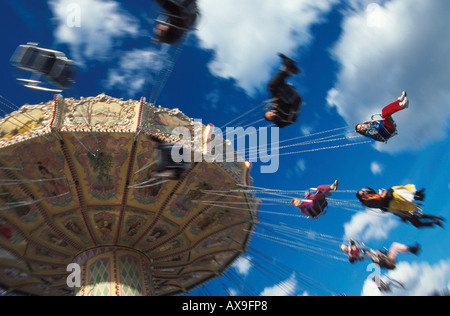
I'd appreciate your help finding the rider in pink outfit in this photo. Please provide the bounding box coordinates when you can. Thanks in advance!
[291,180,338,219]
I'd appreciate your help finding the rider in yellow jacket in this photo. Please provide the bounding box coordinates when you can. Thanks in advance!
[356,184,444,228]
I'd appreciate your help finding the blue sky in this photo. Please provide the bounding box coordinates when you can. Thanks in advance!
[1,0,450,296]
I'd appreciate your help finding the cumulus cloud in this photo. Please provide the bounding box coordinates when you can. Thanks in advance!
[48,0,140,64]
[344,209,398,242]
[362,260,450,296]
[103,47,168,98]
[294,159,306,176]
[370,161,383,175]
[195,0,338,95]
[285,158,306,179]
[228,288,238,296]
[327,0,450,153]
[232,256,252,276]
[204,89,221,110]
[260,273,298,296]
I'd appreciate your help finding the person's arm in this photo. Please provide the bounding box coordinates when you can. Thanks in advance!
[360,194,384,208]
[379,189,388,198]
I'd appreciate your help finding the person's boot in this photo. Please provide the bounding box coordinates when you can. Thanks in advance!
[408,243,421,255]
[414,188,425,201]
[279,53,300,75]
[400,96,409,109]
[330,180,339,191]
[398,91,407,101]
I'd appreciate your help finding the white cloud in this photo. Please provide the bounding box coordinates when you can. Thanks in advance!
[301,126,314,136]
[365,3,389,28]
[327,0,450,153]
[232,256,252,276]
[294,159,306,175]
[344,209,398,242]
[195,0,338,95]
[362,260,450,296]
[103,47,166,97]
[370,161,383,175]
[48,0,140,64]
[204,89,221,110]
[228,288,238,296]
[286,158,306,179]
[260,273,298,296]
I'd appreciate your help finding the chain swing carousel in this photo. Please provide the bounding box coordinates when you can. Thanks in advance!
[0,94,259,296]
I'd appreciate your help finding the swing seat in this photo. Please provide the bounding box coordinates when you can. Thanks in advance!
[266,94,301,128]
[11,44,76,90]
[157,143,187,169]
[154,0,199,32]
[156,143,188,180]
[156,0,197,14]
[370,113,398,143]
[300,198,328,219]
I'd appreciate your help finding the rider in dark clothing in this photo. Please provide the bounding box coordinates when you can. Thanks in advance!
[356,186,445,229]
[154,0,199,44]
[264,54,303,128]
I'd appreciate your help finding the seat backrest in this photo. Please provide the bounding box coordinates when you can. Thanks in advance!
[14,46,40,69]
[314,199,328,215]
[49,59,76,89]
[301,199,327,218]
[157,144,187,170]
[369,115,398,143]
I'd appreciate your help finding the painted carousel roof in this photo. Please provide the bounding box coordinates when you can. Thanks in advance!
[0,94,258,296]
